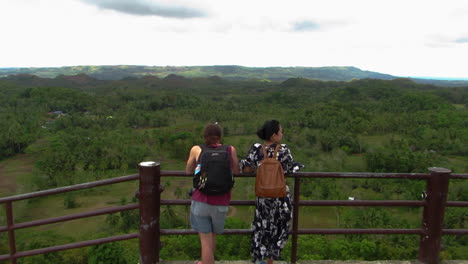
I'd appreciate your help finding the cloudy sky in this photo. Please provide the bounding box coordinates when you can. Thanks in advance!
[1,0,468,78]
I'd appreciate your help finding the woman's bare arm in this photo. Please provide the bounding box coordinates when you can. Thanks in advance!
[185,146,201,175]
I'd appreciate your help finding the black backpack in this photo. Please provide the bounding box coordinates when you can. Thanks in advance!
[193,145,234,195]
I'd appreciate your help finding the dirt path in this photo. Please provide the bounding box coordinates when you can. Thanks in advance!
[0,154,34,197]
[0,163,17,195]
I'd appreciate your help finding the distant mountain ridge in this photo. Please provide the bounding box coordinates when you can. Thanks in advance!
[1,65,467,86]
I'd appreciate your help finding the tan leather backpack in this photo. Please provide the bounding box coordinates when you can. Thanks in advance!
[255,144,287,198]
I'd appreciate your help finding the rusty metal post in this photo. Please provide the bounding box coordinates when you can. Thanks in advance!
[138,161,161,264]
[6,202,17,264]
[291,176,300,263]
[418,167,451,264]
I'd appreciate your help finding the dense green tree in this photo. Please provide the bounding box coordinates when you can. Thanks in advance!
[16,231,74,264]
[87,242,128,264]
[365,138,441,173]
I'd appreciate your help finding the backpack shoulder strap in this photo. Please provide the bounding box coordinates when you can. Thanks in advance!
[218,145,229,151]
[273,144,280,158]
[261,144,268,159]
[197,145,206,163]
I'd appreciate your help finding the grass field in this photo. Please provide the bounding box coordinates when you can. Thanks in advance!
[443,156,468,173]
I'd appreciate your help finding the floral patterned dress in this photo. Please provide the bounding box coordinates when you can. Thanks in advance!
[241,143,302,262]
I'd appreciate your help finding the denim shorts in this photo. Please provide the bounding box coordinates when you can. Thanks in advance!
[190,200,229,234]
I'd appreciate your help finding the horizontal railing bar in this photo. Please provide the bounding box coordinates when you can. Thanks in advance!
[0,198,450,234]
[160,228,423,235]
[446,201,468,207]
[292,172,431,179]
[161,199,190,206]
[299,200,426,206]
[0,226,459,262]
[0,174,139,204]
[3,171,463,205]
[159,171,190,177]
[451,174,468,179]
[160,199,426,207]
[2,171,465,205]
[160,171,256,178]
[160,199,257,206]
[297,229,423,235]
[0,232,139,261]
[161,229,251,235]
[160,171,433,179]
[230,200,256,206]
[3,204,139,232]
[443,229,468,235]
[161,229,202,235]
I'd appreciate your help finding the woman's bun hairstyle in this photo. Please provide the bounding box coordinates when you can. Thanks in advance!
[256,120,280,140]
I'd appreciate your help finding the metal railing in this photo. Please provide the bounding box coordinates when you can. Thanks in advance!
[1,162,467,264]
[0,173,140,264]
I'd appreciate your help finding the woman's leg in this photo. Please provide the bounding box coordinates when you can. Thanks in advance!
[212,233,217,253]
[199,232,215,264]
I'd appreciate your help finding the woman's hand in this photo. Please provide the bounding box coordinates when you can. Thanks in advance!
[242,166,254,173]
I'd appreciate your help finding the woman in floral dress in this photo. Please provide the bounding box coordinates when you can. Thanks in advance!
[241,120,302,264]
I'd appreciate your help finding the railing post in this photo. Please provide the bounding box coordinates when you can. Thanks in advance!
[291,175,300,263]
[418,167,451,264]
[138,161,161,264]
[6,202,17,264]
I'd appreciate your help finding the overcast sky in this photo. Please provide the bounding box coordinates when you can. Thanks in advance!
[1,0,468,78]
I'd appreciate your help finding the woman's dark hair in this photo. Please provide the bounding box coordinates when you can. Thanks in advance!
[256,120,280,140]
[204,123,222,145]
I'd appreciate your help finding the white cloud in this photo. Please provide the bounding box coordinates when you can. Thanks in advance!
[0,0,468,78]
[79,0,207,18]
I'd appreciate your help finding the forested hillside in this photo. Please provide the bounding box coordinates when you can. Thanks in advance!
[0,74,467,263]
[0,65,396,81]
[2,65,468,86]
